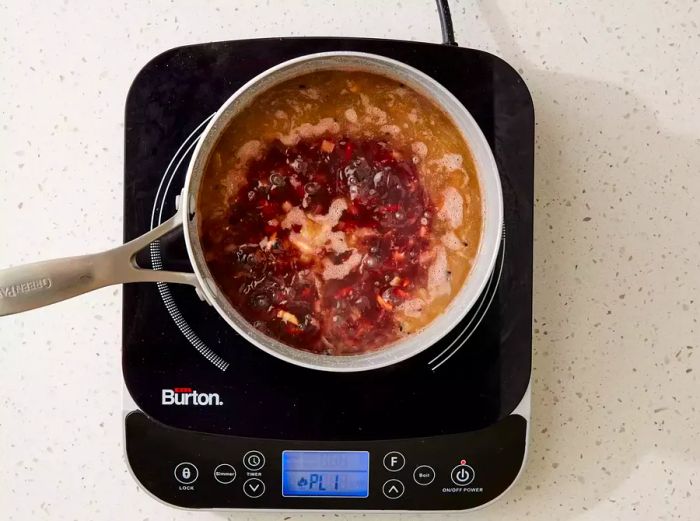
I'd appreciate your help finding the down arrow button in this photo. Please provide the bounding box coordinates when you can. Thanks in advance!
[243,478,266,498]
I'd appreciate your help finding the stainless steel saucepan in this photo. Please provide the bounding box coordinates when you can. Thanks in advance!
[0,52,503,372]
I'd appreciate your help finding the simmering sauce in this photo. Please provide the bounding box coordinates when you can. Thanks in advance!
[198,71,482,355]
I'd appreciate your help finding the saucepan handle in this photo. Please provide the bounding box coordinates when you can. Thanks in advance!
[0,213,198,317]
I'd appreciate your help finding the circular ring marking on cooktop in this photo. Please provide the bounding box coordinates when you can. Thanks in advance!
[428,226,506,371]
[147,114,230,372]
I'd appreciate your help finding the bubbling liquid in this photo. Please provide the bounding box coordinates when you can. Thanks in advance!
[198,71,482,355]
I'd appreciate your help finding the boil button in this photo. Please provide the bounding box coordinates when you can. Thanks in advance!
[450,464,475,486]
[413,465,435,485]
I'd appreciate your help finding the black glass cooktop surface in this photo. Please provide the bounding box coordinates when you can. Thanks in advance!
[123,37,533,441]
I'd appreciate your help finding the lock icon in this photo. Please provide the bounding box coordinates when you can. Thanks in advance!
[174,462,199,484]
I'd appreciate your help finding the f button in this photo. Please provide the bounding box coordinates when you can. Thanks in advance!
[383,451,405,472]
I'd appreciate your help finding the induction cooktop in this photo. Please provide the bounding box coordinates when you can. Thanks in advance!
[122,36,534,512]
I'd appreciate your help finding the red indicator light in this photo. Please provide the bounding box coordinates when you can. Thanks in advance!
[460,459,467,465]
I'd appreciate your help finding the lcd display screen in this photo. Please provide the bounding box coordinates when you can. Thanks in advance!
[281,451,370,498]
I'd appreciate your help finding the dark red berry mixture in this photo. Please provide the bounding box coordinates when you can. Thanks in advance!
[200,136,435,355]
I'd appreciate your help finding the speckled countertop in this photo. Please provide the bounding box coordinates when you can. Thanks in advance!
[1,0,698,519]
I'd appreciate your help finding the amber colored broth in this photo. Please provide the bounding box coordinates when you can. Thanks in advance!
[198,70,482,340]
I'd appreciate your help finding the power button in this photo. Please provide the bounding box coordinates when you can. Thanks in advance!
[450,464,475,486]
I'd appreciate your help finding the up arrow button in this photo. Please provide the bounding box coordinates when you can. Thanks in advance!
[382,479,405,499]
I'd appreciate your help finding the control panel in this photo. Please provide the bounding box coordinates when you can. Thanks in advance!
[125,411,526,511]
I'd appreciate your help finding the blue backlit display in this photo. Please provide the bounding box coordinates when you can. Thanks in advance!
[281,451,370,497]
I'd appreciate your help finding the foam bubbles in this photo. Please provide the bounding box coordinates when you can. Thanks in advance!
[322,251,362,280]
[281,207,307,229]
[284,199,351,258]
[430,153,464,173]
[311,198,347,228]
[360,93,388,125]
[437,187,464,229]
[441,231,463,250]
[411,141,428,158]
[299,87,320,100]
[427,246,450,299]
[235,140,262,163]
[344,108,358,123]
[380,124,401,136]
[398,298,425,318]
[277,118,340,146]
[327,230,349,254]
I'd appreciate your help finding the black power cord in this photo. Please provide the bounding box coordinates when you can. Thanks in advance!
[436,0,458,46]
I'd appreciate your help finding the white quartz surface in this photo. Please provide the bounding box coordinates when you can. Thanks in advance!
[1,0,699,519]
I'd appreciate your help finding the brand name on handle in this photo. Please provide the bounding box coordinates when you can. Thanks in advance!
[0,277,52,298]
[162,387,224,406]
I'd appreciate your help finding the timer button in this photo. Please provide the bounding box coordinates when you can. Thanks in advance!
[174,462,198,484]
[243,478,266,498]
[243,450,265,471]
[450,464,475,486]
[413,465,435,485]
[383,451,405,472]
[382,479,405,499]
